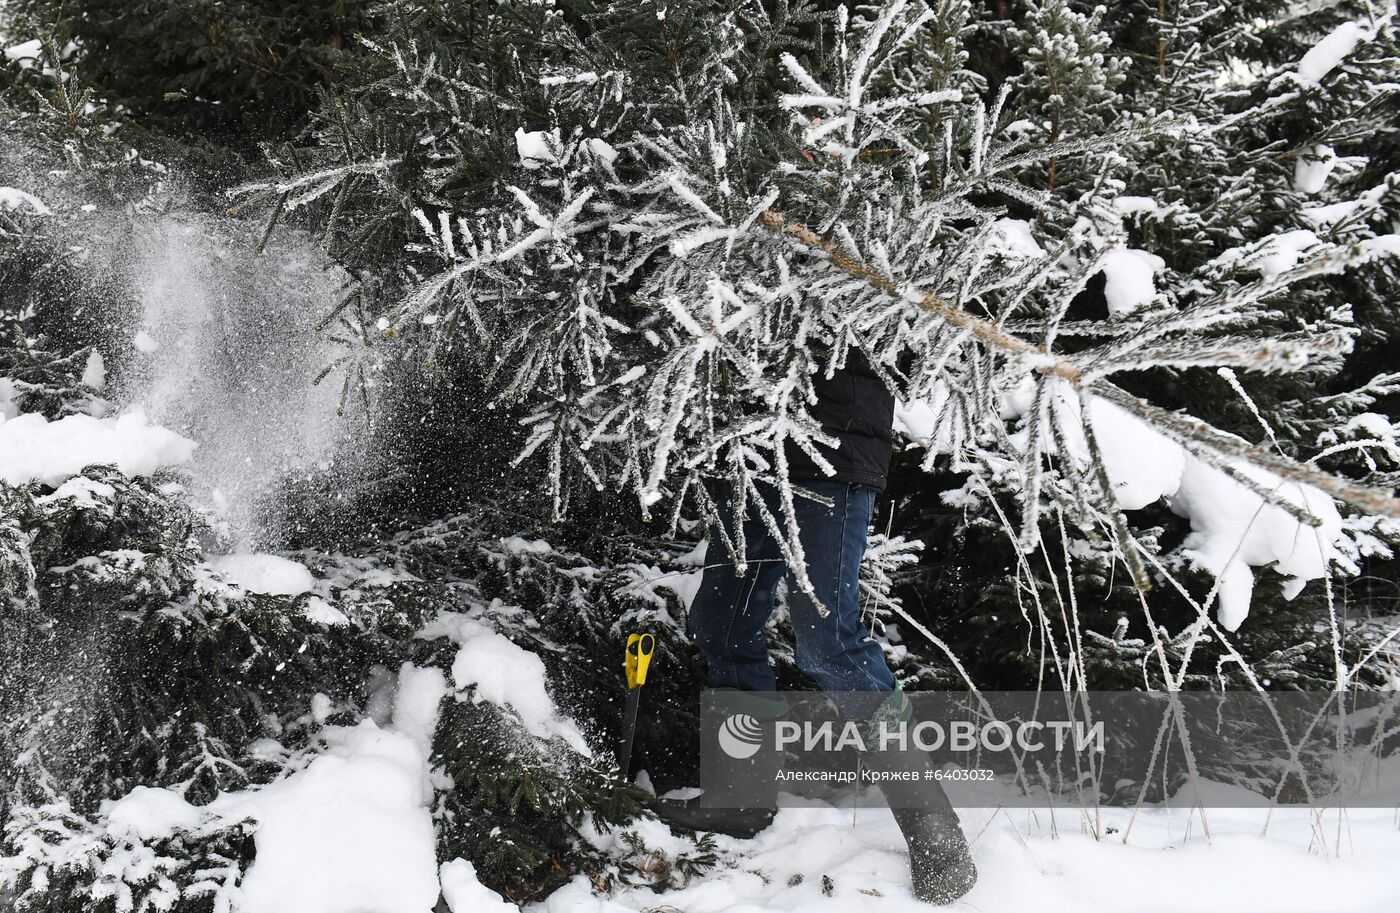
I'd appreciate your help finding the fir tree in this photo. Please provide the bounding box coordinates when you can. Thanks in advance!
[226,0,1400,695]
[3,0,1400,905]
[8,0,366,142]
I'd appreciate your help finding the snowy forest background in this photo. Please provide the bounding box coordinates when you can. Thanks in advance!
[2,0,1400,911]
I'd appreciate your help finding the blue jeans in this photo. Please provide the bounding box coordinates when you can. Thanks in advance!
[688,480,895,694]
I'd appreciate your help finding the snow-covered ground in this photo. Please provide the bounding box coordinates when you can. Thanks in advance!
[5,366,1396,913]
[552,797,1400,913]
[110,695,1398,913]
[85,681,1400,913]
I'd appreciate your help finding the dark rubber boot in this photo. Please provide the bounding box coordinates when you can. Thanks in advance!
[656,691,785,838]
[887,802,977,904]
[653,799,776,838]
[865,691,977,904]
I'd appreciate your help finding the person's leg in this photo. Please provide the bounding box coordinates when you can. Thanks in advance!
[685,482,977,900]
[781,481,976,903]
[785,480,895,696]
[688,487,786,692]
[664,486,786,837]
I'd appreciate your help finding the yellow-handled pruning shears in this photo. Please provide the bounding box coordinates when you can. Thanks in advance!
[625,632,655,689]
[619,632,656,781]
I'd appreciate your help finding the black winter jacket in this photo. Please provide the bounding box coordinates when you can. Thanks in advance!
[785,347,896,491]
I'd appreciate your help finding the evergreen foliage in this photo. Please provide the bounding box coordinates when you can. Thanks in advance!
[3,0,1400,906]
[0,308,709,906]
[7,0,365,142]
[236,0,1400,693]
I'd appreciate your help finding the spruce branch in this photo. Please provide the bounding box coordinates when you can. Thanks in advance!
[757,209,1081,380]
[758,208,1400,521]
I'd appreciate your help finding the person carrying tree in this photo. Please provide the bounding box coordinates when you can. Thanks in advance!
[657,346,978,905]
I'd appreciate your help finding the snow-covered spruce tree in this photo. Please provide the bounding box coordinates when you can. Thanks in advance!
[1005,0,1126,197]
[1,51,662,909]
[3,2,1399,908]
[0,312,265,911]
[0,312,668,909]
[1057,0,1400,690]
[6,0,367,143]
[242,0,1400,703]
[868,0,1400,694]
[0,231,399,907]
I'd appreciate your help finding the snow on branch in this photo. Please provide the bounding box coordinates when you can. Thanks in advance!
[757,206,1400,629]
[757,209,1400,518]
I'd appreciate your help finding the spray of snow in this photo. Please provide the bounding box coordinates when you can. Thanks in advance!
[81,351,106,389]
[115,216,354,547]
[131,329,160,354]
